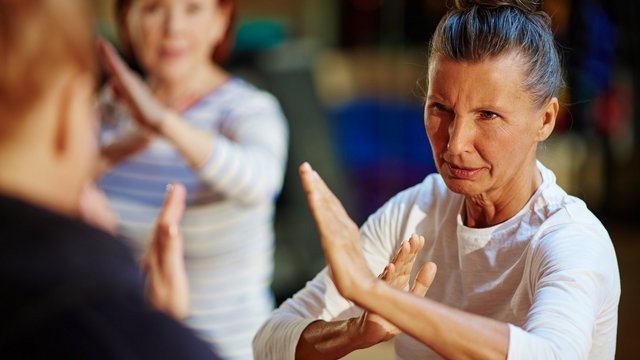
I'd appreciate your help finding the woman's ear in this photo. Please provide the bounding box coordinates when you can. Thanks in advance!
[219,0,234,22]
[210,0,234,46]
[536,97,558,142]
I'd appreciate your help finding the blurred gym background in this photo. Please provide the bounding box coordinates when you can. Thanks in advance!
[93,0,640,358]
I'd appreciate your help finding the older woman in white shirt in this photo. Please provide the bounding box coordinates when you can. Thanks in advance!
[253,0,620,359]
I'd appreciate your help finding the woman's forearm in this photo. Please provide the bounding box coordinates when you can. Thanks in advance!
[97,131,153,178]
[158,110,287,204]
[295,318,382,360]
[158,112,214,169]
[361,281,509,360]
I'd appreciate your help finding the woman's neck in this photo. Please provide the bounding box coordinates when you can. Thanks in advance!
[149,63,229,112]
[463,162,543,228]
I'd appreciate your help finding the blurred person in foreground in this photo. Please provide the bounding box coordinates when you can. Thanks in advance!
[254,0,620,359]
[96,0,288,358]
[0,0,219,358]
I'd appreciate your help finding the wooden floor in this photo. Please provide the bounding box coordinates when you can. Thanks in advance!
[343,341,393,360]
[341,223,640,359]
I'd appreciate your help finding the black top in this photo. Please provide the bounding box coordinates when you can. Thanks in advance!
[0,194,219,359]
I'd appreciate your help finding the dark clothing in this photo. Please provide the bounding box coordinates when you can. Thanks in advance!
[0,194,219,359]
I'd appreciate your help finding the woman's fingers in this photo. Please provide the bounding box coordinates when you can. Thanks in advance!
[411,234,425,254]
[300,162,342,213]
[374,233,429,293]
[390,234,425,276]
[158,183,186,230]
[379,263,395,281]
[154,183,186,284]
[299,162,356,238]
[98,37,167,132]
[98,39,139,113]
[98,38,131,85]
[144,182,189,320]
[391,234,422,264]
[299,162,376,300]
[411,262,438,297]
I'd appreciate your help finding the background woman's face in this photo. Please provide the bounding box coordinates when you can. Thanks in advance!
[424,53,546,199]
[127,0,226,81]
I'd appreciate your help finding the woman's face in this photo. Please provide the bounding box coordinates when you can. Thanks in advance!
[424,53,555,200]
[127,0,227,81]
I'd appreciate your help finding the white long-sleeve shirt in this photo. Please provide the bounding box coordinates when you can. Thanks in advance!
[253,162,620,359]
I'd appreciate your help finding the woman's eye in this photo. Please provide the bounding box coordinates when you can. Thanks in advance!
[430,103,447,113]
[478,111,497,120]
[186,2,202,14]
[142,2,161,13]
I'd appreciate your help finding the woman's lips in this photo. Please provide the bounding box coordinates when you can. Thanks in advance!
[159,48,185,59]
[446,163,482,179]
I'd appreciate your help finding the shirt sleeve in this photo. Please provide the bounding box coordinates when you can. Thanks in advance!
[507,224,620,360]
[252,268,359,360]
[198,91,288,204]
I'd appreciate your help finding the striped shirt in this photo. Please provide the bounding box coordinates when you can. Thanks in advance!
[99,78,289,360]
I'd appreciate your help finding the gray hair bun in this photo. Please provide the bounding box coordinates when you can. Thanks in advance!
[453,0,542,13]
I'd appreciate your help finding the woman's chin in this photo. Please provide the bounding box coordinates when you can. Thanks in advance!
[151,64,193,84]
[443,178,481,197]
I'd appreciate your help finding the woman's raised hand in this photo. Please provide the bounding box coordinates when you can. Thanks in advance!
[299,162,374,300]
[299,163,436,294]
[357,235,437,344]
[300,162,437,345]
[98,38,169,133]
[142,182,190,320]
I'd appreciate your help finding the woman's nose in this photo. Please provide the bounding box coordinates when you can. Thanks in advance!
[164,10,185,35]
[447,117,474,154]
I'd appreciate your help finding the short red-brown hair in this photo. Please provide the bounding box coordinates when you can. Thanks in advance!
[114,0,236,65]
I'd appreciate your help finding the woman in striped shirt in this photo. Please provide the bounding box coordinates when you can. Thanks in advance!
[97,0,288,358]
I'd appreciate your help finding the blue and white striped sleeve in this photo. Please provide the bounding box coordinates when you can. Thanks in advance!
[198,91,288,204]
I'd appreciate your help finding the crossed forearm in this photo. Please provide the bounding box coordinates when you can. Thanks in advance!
[295,317,382,360]
[357,281,509,360]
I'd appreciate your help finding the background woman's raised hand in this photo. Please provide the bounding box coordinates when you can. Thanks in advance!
[98,38,169,133]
